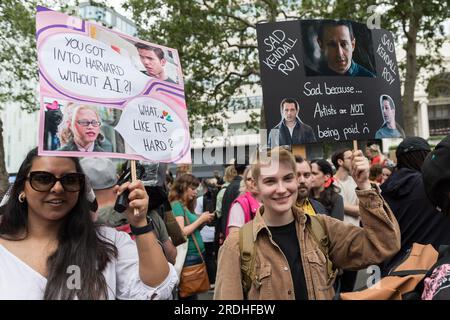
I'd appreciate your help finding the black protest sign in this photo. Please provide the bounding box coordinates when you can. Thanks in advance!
[257,19,404,147]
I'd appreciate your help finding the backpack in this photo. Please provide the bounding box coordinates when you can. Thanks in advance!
[239,215,336,297]
[340,243,439,300]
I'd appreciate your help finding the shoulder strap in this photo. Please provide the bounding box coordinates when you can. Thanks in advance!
[239,221,257,298]
[306,215,335,281]
[183,206,205,263]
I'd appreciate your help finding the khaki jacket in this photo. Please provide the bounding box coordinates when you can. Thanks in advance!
[214,187,401,300]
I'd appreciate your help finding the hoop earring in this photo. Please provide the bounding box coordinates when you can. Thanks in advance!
[18,192,26,203]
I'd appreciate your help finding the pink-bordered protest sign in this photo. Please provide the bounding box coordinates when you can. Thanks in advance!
[36,6,191,163]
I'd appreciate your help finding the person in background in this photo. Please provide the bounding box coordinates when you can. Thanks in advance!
[169,174,214,300]
[225,166,261,236]
[214,165,237,262]
[195,178,219,289]
[215,166,237,221]
[331,148,360,226]
[310,159,344,221]
[81,158,177,265]
[213,170,224,187]
[219,158,248,245]
[380,165,394,185]
[380,136,450,275]
[421,134,450,300]
[0,148,177,299]
[367,144,385,166]
[294,155,328,215]
[369,164,383,185]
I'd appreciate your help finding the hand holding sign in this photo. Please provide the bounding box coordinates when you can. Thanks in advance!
[350,150,371,190]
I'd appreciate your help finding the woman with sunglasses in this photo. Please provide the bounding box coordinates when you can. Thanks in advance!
[0,148,177,299]
[58,104,105,152]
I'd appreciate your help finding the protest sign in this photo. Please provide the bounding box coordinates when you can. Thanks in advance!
[256,19,404,148]
[36,6,190,163]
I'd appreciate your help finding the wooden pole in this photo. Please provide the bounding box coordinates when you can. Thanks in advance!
[130,160,139,216]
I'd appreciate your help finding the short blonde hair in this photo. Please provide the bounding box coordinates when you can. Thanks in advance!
[251,147,296,182]
[223,165,237,183]
[71,105,100,129]
[58,104,101,145]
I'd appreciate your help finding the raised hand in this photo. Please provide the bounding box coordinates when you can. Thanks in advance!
[350,150,371,190]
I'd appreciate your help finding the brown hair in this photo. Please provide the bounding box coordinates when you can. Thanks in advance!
[369,164,383,181]
[168,173,200,212]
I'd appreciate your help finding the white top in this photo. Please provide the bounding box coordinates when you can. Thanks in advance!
[194,196,215,243]
[0,227,179,300]
[227,202,246,229]
[288,125,294,137]
[334,176,360,226]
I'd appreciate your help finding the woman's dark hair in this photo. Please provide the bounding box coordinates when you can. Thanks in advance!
[397,150,430,171]
[0,147,117,299]
[369,164,382,181]
[310,159,340,213]
[168,173,199,212]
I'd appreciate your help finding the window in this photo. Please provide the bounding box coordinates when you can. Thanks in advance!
[228,123,256,136]
[428,104,450,136]
[227,96,262,111]
[104,10,112,25]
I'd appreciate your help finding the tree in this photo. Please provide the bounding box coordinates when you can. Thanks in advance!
[0,1,81,194]
[122,0,313,135]
[386,1,448,136]
[0,0,38,193]
[124,0,449,139]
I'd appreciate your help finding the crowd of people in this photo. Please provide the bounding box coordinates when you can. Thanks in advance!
[0,134,449,300]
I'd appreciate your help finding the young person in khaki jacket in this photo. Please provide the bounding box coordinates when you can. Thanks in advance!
[214,148,400,300]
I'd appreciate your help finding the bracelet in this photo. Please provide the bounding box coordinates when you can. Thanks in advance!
[130,220,154,236]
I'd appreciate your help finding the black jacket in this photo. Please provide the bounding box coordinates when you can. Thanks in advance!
[268,119,316,147]
[310,194,344,221]
[380,168,450,274]
[219,176,242,235]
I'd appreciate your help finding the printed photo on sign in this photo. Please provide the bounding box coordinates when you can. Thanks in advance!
[42,97,125,154]
[375,94,405,139]
[36,6,190,163]
[268,98,317,148]
[256,19,403,144]
[90,26,181,85]
[301,20,376,78]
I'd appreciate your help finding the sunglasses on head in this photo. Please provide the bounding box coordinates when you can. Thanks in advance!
[27,171,85,192]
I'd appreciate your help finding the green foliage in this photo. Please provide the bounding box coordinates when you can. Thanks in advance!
[122,0,448,136]
[122,0,312,131]
[0,0,38,111]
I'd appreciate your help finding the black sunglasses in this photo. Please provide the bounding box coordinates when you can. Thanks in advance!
[27,171,85,192]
